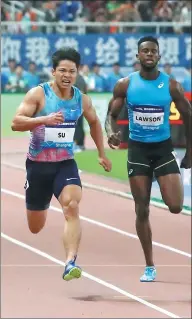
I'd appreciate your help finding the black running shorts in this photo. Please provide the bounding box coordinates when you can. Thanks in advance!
[24,158,82,211]
[127,138,180,178]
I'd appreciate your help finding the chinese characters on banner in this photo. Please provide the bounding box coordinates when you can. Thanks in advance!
[1,34,191,68]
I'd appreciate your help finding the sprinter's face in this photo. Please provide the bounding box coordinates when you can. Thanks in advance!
[52,60,78,88]
[136,41,161,70]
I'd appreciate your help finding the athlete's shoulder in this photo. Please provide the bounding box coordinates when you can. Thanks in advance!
[115,76,129,90]
[72,85,83,95]
[25,85,44,99]
[128,71,140,79]
[160,72,181,93]
[169,77,184,98]
[82,93,90,105]
[38,81,52,93]
[112,77,129,98]
[126,71,140,86]
[160,71,172,80]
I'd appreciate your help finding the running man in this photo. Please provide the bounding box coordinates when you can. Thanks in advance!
[11,48,112,281]
[105,36,191,282]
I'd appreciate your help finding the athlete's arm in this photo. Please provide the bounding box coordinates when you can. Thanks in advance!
[170,79,192,169]
[82,94,112,172]
[11,87,64,132]
[105,78,129,149]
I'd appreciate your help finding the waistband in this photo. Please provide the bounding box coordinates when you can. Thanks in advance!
[128,137,173,149]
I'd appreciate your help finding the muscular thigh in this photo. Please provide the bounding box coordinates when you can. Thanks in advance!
[25,159,55,211]
[58,184,82,209]
[157,173,184,208]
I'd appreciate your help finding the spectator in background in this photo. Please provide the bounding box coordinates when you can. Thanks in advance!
[20,8,32,34]
[1,6,10,21]
[1,73,8,92]
[73,72,88,152]
[106,0,122,20]
[16,2,37,32]
[42,1,58,33]
[182,66,191,92]
[88,63,107,92]
[2,58,17,91]
[5,64,28,93]
[180,0,191,33]
[156,1,173,33]
[137,0,153,22]
[107,63,123,92]
[1,6,6,21]
[120,1,142,33]
[87,8,109,33]
[58,1,81,22]
[80,64,90,86]
[164,63,175,79]
[6,58,17,76]
[83,0,106,21]
[1,5,10,33]
[137,0,155,33]
[172,13,183,34]
[24,61,40,89]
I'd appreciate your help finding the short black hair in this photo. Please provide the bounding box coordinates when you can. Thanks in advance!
[8,58,16,63]
[29,61,36,65]
[138,36,159,51]
[16,63,23,68]
[113,62,120,67]
[92,62,100,68]
[52,48,81,69]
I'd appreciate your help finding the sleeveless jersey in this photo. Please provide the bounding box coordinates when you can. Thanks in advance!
[126,71,172,143]
[27,82,83,162]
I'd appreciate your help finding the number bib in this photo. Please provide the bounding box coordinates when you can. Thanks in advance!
[43,122,76,148]
[133,106,164,127]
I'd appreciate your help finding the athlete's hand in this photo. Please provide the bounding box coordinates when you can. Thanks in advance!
[44,112,64,126]
[98,156,112,172]
[107,131,121,149]
[180,153,192,169]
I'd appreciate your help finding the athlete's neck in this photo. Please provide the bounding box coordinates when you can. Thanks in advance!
[139,69,160,80]
[51,82,73,100]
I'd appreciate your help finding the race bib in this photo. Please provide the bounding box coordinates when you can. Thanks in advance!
[133,106,164,126]
[43,122,76,148]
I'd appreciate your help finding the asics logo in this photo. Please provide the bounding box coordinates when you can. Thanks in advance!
[129,169,133,175]
[158,82,164,88]
[24,180,29,190]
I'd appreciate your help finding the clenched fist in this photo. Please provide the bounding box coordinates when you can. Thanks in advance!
[44,112,64,126]
[107,131,121,149]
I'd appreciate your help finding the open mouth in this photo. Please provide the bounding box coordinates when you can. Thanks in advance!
[62,79,70,84]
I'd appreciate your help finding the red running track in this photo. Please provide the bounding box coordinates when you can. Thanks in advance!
[1,162,191,318]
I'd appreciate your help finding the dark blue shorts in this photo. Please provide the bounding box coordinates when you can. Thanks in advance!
[24,158,82,211]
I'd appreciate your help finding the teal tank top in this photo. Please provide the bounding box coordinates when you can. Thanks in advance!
[27,82,83,162]
[126,71,172,143]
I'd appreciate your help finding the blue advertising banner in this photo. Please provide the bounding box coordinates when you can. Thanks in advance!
[1,34,191,69]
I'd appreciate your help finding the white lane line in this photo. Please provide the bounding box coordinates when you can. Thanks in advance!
[1,232,181,319]
[1,264,190,267]
[1,188,191,258]
[2,161,191,215]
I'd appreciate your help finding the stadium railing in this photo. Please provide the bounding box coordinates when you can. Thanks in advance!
[1,21,191,34]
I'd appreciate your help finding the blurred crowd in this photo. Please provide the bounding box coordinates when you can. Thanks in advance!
[2,0,191,34]
[1,58,191,94]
